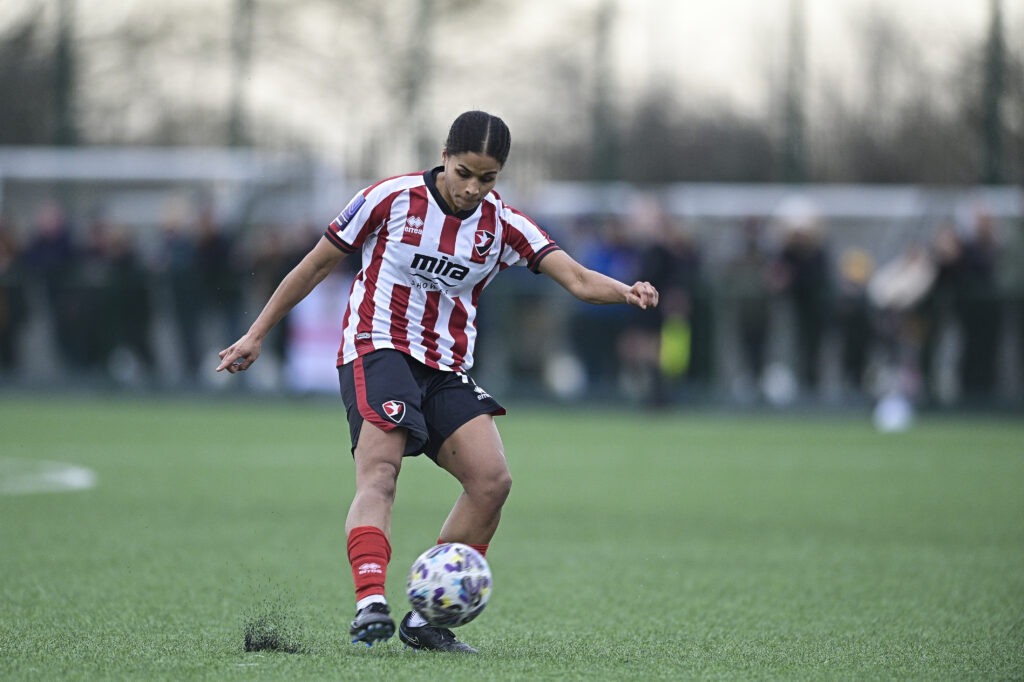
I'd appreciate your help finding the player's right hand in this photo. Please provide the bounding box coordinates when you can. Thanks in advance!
[626,280,660,310]
[217,335,262,373]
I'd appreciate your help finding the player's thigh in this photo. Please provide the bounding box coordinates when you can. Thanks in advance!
[421,369,505,463]
[339,350,429,457]
[352,419,407,486]
[435,414,510,490]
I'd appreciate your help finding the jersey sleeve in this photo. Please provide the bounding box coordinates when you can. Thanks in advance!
[498,206,561,273]
[324,186,379,254]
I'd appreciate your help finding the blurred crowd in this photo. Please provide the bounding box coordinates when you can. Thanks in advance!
[0,201,316,387]
[548,200,1022,408]
[0,198,1021,408]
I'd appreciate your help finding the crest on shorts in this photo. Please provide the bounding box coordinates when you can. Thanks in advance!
[474,230,495,258]
[382,400,406,423]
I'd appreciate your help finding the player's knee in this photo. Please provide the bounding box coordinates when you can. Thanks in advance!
[494,470,512,505]
[473,468,512,510]
[362,460,400,501]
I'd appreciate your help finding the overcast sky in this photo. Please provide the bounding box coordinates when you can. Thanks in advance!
[606,0,1015,109]
[1,0,1019,172]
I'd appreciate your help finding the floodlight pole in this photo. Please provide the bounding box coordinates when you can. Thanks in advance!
[229,0,254,147]
[590,0,619,181]
[981,0,1005,184]
[401,0,434,169]
[782,0,806,183]
[54,0,77,146]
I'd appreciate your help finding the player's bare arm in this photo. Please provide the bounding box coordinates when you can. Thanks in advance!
[538,249,659,309]
[217,236,347,373]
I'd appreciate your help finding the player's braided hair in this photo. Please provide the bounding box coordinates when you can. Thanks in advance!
[445,111,511,166]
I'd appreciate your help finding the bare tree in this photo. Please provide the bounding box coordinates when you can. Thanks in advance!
[0,9,57,145]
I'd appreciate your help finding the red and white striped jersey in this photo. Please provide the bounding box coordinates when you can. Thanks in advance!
[325,168,560,372]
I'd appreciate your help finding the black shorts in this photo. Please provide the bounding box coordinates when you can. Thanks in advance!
[338,349,506,462]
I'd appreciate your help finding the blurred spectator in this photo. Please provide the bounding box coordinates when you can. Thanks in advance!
[676,230,713,391]
[54,215,152,381]
[774,216,831,394]
[155,216,201,380]
[723,217,774,396]
[867,241,937,404]
[106,228,155,378]
[195,205,244,353]
[567,216,637,395]
[835,247,875,395]
[22,202,78,367]
[919,223,961,402]
[999,207,1024,398]
[955,211,1002,400]
[67,216,119,372]
[0,216,27,373]
[626,215,704,406]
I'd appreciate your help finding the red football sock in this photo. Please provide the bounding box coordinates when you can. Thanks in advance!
[438,538,488,558]
[348,526,391,601]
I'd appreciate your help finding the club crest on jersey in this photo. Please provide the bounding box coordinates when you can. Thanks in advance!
[382,400,406,423]
[474,230,495,258]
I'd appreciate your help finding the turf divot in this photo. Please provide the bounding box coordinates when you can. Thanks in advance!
[242,600,306,654]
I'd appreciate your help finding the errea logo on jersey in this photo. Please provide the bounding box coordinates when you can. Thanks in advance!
[405,216,424,235]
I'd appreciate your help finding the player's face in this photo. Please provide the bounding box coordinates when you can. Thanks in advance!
[439,151,501,213]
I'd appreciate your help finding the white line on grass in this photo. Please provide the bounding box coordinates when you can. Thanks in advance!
[0,458,97,495]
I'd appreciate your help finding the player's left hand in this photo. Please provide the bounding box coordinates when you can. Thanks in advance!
[626,281,659,310]
[216,334,262,373]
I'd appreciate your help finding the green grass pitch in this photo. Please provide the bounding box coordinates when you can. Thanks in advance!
[1,396,1022,680]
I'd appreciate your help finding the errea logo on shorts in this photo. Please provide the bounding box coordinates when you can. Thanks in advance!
[358,562,383,575]
[382,400,406,423]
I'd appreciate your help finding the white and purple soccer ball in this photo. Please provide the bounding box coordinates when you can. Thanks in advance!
[406,542,491,627]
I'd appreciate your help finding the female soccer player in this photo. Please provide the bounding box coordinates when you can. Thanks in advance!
[217,111,659,653]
